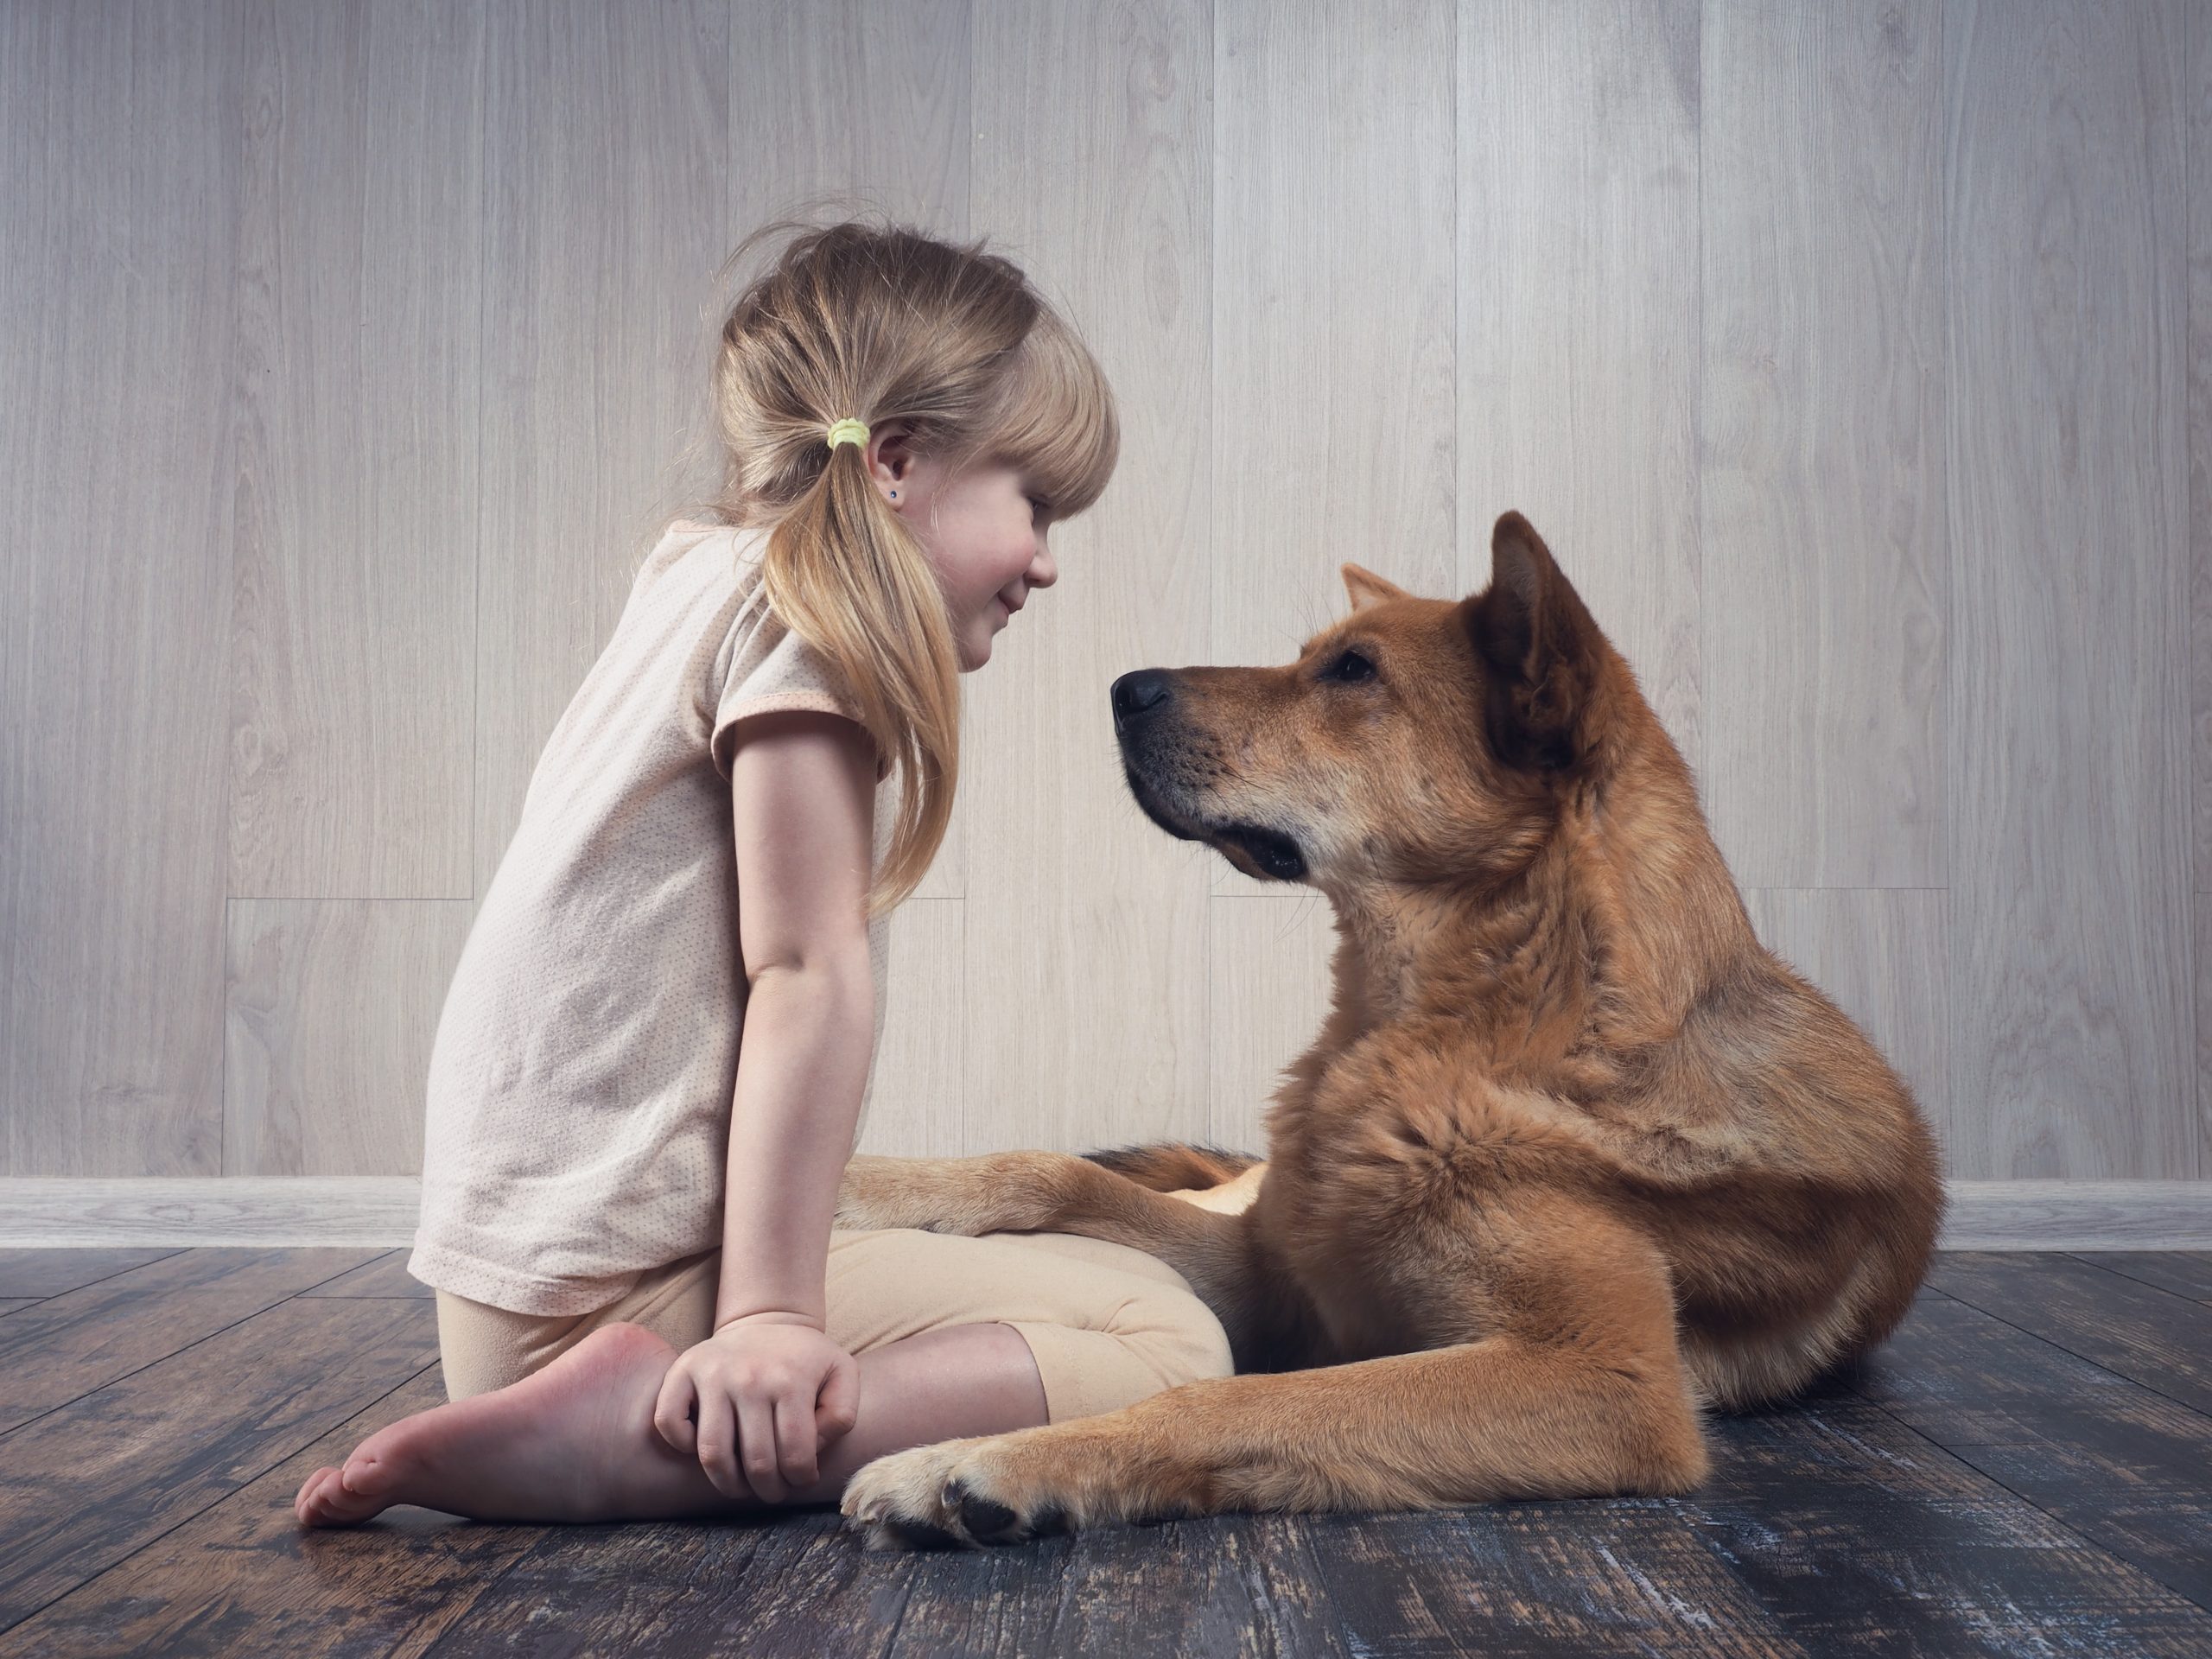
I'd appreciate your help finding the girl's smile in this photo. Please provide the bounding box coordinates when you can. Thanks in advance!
[858,422,1056,671]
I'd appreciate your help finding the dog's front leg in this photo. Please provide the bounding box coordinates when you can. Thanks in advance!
[840,1196,1711,1548]
[840,1331,1710,1548]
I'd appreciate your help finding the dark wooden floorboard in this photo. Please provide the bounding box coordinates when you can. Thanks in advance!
[1211,1387,2209,1659]
[0,1247,389,1433]
[0,1249,2209,1656]
[0,1365,541,1659]
[0,1291,436,1630]
[2070,1250,2212,1306]
[1851,1284,2212,1612]
[428,1503,1363,1658]
[1261,1503,1798,1658]
[1682,1394,2209,1656]
[0,1247,181,1298]
[1927,1252,2212,1414]
[298,1249,437,1300]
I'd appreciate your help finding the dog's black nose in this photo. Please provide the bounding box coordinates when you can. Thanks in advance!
[1110,670,1173,734]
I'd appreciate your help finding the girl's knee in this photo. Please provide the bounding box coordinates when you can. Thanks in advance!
[1095,1281,1234,1402]
[1007,1276,1236,1422]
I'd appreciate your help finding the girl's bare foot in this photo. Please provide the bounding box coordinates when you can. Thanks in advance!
[293,1315,1051,1529]
[294,1321,727,1527]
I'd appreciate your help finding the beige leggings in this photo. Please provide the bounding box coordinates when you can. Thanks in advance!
[435,1227,1233,1425]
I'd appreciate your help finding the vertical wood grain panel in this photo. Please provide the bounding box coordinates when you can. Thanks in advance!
[1701,0,1945,889]
[856,897,963,1156]
[1947,0,2193,1178]
[728,0,973,902]
[964,0,1213,1153]
[3,1,2208,1190]
[2199,894,2212,1173]
[228,0,483,903]
[2195,0,2212,906]
[0,1,245,1175]
[475,0,730,899]
[1459,0,1702,768]
[1744,889,1951,1165]
[2190,0,2212,1173]
[224,899,473,1174]
[1208,0,1456,898]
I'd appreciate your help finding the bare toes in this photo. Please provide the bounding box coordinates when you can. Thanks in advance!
[297,1466,353,1527]
[296,1458,394,1528]
[339,1449,391,1495]
[294,1465,338,1522]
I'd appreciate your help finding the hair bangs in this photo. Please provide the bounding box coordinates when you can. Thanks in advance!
[974,307,1120,518]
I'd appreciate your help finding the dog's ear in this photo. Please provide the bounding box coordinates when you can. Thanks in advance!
[1461,512,1603,772]
[1341,563,1411,612]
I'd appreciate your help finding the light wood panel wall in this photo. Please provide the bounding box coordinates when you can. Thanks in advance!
[2,0,2203,1186]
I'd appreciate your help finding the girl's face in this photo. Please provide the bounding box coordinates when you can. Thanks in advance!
[867,426,1058,672]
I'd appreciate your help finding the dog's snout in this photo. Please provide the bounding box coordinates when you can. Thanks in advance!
[1110,669,1174,734]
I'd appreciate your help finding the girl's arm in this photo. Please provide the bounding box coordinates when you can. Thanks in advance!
[715,966,874,1326]
[651,705,881,1503]
[716,705,883,1332]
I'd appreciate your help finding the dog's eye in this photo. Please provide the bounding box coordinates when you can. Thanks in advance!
[1326,649,1376,683]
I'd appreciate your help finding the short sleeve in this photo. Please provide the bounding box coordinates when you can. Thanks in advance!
[711,616,892,785]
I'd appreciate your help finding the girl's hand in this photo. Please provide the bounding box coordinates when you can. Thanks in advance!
[651,1315,861,1502]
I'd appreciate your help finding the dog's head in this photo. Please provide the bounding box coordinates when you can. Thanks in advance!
[1111,512,1634,893]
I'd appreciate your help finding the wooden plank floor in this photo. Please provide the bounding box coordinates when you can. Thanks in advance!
[0,1251,2207,1656]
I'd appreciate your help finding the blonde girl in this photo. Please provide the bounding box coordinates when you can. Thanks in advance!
[295,219,1232,1528]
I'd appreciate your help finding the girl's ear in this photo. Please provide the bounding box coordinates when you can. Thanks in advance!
[867,421,919,492]
[1341,563,1412,611]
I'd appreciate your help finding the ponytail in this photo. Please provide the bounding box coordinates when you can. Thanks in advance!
[700,214,1120,923]
[758,430,960,920]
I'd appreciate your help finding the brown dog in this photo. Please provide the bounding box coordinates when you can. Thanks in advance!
[835,511,1945,1548]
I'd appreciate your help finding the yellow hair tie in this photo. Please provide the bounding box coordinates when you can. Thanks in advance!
[823,416,869,453]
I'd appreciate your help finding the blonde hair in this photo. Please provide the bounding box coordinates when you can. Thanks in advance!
[701,215,1119,920]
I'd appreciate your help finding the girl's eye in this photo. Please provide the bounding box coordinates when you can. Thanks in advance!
[1328,649,1376,683]
[1029,497,1052,518]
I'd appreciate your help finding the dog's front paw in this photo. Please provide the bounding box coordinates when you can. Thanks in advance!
[840,1434,1072,1550]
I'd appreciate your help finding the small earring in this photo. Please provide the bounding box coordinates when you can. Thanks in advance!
[889,489,899,499]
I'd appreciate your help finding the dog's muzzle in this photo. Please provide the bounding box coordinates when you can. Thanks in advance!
[1109,670,1308,882]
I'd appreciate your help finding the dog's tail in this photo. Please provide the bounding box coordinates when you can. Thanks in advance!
[1081,1141,1262,1192]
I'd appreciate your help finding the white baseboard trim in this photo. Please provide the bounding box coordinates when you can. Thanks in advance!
[1938,1180,2212,1249]
[0,1176,2207,1250]
[0,1178,424,1248]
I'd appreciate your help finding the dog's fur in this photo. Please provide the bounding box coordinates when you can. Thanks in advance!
[836,512,1945,1548]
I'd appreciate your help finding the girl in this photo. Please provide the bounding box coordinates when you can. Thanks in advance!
[295,219,1232,1528]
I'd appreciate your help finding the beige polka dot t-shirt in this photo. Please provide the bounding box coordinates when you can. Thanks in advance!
[409,518,898,1316]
